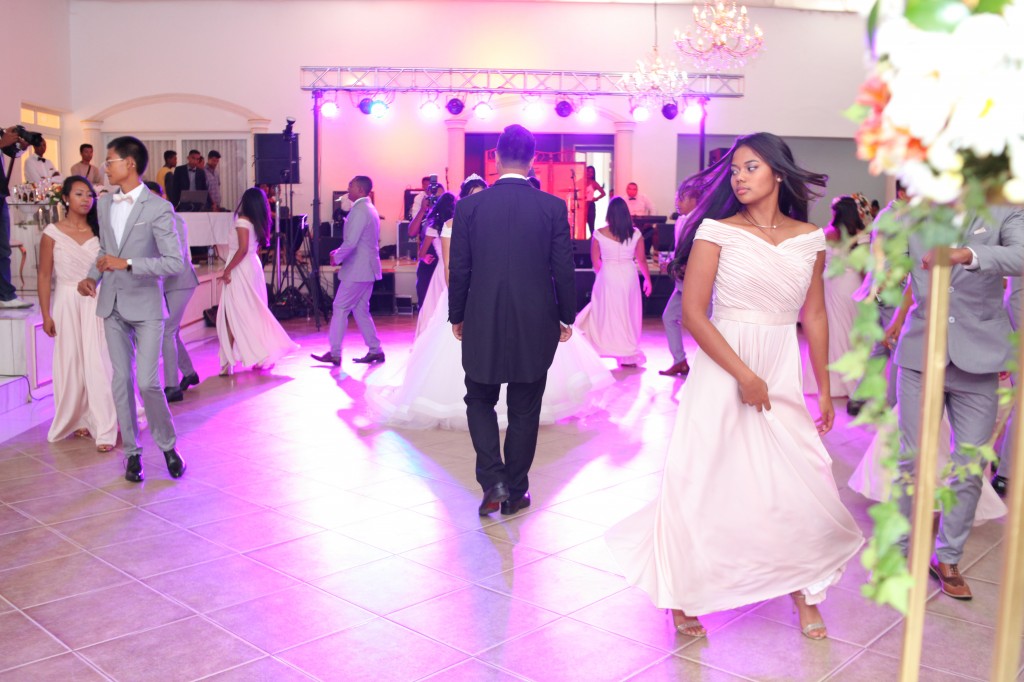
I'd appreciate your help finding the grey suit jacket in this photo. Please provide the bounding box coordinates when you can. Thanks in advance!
[895,206,1024,374]
[88,186,184,320]
[163,213,199,292]
[332,197,382,283]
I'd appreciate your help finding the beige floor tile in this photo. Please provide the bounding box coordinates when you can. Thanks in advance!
[546,488,649,528]
[91,529,232,578]
[336,508,466,554]
[0,457,57,482]
[190,509,322,553]
[420,657,527,681]
[476,555,627,615]
[25,581,192,649]
[409,497,510,531]
[0,551,130,608]
[556,536,623,574]
[0,652,106,680]
[480,509,607,555]
[142,490,264,527]
[870,610,1013,679]
[98,474,218,506]
[51,507,180,550]
[626,655,753,681]
[479,617,664,681]
[963,543,1004,583]
[349,473,476,509]
[221,475,339,509]
[925,577,1003,629]
[390,585,560,655]
[678,614,862,680]
[826,650,975,681]
[144,554,298,613]
[201,656,315,681]
[313,555,467,615]
[401,530,546,582]
[0,527,80,571]
[297,459,408,490]
[206,584,375,652]
[278,618,466,682]
[275,490,401,529]
[246,530,389,581]
[0,505,38,536]
[750,587,902,646]
[0,611,68,670]
[11,489,131,525]
[0,471,91,504]
[78,616,261,681]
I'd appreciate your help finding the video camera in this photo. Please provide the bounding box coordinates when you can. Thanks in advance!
[13,125,44,148]
[425,173,442,208]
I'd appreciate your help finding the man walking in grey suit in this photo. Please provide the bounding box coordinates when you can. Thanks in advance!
[895,205,1024,599]
[161,212,200,402]
[78,137,187,482]
[311,175,384,367]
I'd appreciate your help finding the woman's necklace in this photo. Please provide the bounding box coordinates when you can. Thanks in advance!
[740,209,779,231]
[65,220,90,233]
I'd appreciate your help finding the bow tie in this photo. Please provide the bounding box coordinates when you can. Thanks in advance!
[37,157,45,163]
[112,193,134,205]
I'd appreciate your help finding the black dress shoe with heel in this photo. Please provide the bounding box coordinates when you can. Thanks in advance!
[500,492,531,516]
[164,449,187,478]
[353,351,386,364]
[992,474,1008,498]
[164,387,184,403]
[179,372,200,392]
[125,454,144,483]
[478,482,510,516]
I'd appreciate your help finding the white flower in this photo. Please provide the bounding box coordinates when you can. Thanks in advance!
[899,161,963,204]
[926,134,963,172]
[1004,178,1024,204]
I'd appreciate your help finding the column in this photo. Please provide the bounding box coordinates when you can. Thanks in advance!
[613,121,636,198]
[248,118,271,188]
[446,118,467,187]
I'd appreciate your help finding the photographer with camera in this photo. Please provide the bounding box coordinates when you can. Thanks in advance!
[0,125,35,308]
[408,174,444,308]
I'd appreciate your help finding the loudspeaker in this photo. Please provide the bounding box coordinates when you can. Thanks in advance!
[254,133,300,184]
[575,270,595,313]
[572,239,592,269]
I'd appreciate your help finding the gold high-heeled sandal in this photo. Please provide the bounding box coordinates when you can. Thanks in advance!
[791,593,827,640]
[670,609,707,638]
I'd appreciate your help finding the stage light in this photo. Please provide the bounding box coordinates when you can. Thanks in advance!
[631,104,651,122]
[320,100,339,118]
[420,99,441,119]
[473,100,493,120]
[523,99,545,121]
[446,97,465,115]
[578,99,597,123]
[369,99,388,118]
[358,98,373,115]
[683,101,704,124]
[661,102,679,120]
[555,100,574,118]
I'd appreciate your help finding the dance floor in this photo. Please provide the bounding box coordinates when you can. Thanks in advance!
[0,315,1014,681]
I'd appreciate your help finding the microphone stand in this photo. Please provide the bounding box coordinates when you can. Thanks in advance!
[569,167,579,236]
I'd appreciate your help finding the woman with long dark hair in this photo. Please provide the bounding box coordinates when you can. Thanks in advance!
[216,186,297,374]
[414,191,456,337]
[575,196,652,367]
[39,176,118,451]
[607,133,863,640]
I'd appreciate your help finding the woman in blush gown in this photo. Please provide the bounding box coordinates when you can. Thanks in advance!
[802,194,871,397]
[38,176,118,451]
[606,133,863,641]
[414,192,456,338]
[575,197,652,367]
[216,187,298,375]
[366,175,613,430]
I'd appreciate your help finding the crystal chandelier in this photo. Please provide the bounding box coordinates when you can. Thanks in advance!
[624,2,689,104]
[674,0,764,72]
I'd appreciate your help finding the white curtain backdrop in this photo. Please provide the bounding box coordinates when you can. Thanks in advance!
[184,138,247,212]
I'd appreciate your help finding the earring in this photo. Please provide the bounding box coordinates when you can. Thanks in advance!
[776,177,782,183]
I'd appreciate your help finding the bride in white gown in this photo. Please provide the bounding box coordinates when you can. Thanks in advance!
[367,175,613,430]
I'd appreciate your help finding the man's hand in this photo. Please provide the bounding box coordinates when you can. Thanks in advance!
[921,247,973,270]
[97,255,129,272]
[452,322,463,341]
[77,278,97,297]
[329,249,342,267]
[559,325,572,342]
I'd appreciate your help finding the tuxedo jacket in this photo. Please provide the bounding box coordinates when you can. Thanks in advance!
[87,187,184,321]
[167,165,208,207]
[896,206,1024,374]
[448,176,576,384]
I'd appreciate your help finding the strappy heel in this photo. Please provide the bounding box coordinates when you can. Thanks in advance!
[669,609,706,638]
[791,593,827,640]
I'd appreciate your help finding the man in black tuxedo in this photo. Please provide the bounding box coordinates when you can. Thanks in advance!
[448,124,576,516]
[167,149,208,209]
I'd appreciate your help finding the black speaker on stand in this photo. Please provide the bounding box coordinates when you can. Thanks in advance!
[254,134,301,185]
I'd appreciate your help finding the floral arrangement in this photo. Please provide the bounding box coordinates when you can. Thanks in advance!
[45,183,63,207]
[840,0,1023,613]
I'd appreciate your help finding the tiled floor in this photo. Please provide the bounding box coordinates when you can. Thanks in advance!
[0,315,1016,681]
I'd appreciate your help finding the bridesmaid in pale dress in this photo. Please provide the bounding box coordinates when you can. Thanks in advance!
[216,187,298,374]
[38,176,118,451]
[575,197,652,367]
[414,192,455,338]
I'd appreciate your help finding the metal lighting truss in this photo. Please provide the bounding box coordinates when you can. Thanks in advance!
[300,66,743,100]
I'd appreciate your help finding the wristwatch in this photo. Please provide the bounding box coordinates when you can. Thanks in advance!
[126,259,133,272]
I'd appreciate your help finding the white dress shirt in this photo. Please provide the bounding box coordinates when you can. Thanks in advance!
[24,156,61,186]
[111,183,146,248]
[626,193,655,217]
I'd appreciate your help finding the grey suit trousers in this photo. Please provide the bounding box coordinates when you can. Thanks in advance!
[896,363,998,563]
[328,280,381,359]
[661,288,687,364]
[162,288,196,386]
[105,308,177,456]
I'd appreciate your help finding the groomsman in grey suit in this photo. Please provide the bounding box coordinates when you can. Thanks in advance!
[78,137,187,482]
[895,205,1024,599]
[161,212,200,402]
[311,175,384,367]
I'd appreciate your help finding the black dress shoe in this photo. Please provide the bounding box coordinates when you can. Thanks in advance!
[992,474,1008,498]
[125,454,144,482]
[501,492,532,516]
[164,387,184,403]
[311,351,340,367]
[846,399,865,417]
[164,449,187,478]
[353,351,386,364]
[179,372,200,392]
[478,482,510,516]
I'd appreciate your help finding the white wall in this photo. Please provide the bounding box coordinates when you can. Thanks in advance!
[67,0,870,222]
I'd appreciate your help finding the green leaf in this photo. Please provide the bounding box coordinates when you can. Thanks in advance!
[904,0,970,32]
[867,0,881,50]
[973,0,1013,14]
[843,103,872,125]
